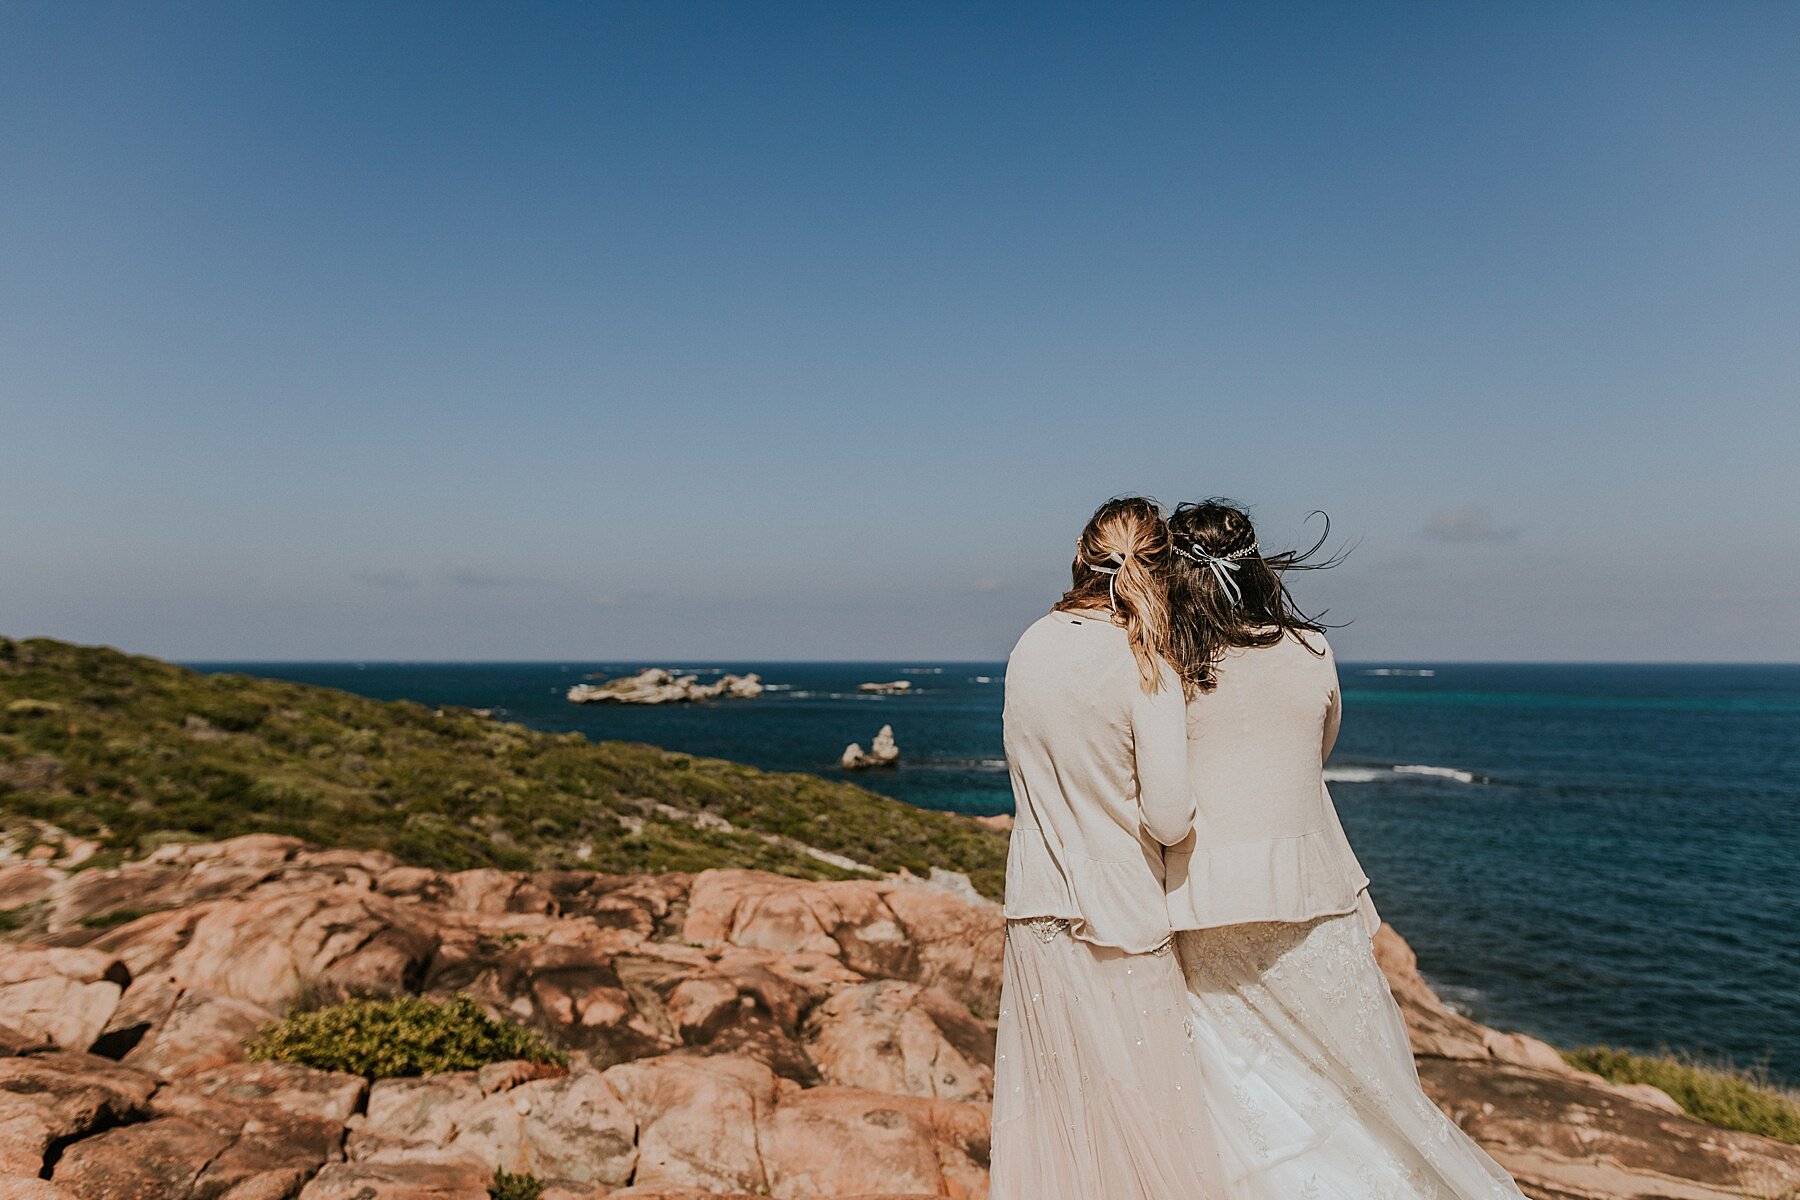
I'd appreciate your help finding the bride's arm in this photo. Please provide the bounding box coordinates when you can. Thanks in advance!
[1131,664,1195,846]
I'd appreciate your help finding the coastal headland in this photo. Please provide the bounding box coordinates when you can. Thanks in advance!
[2,637,1797,1199]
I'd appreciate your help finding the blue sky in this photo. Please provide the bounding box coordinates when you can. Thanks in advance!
[2,3,1795,661]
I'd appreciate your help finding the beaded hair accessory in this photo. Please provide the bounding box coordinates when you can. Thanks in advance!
[1178,540,1258,607]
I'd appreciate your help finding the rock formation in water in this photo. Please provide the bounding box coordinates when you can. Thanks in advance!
[856,681,912,695]
[568,669,765,705]
[0,834,1797,1199]
[840,724,900,771]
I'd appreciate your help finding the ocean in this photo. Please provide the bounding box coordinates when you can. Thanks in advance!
[191,658,1800,1084]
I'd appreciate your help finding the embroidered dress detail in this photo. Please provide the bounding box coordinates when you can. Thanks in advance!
[1176,912,1528,1199]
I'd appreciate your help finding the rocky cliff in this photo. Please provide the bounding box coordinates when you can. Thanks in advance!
[2,835,1796,1200]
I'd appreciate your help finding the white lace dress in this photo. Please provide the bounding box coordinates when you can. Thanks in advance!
[991,916,1223,1200]
[1175,912,1527,1199]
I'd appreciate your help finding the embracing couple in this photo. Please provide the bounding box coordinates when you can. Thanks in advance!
[989,497,1526,1200]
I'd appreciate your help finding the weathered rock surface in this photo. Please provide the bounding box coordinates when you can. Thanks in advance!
[0,834,1795,1200]
[1420,1057,1800,1200]
[0,1178,81,1199]
[568,669,765,705]
[0,948,127,1051]
[805,981,994,1101]
[760,1088,991,1199]
[841,724,902,770]
[0,1052,157,1177]
[603,1055,777,1193]
[299,1160,492,1199]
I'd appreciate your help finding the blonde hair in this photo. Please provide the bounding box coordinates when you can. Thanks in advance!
[1055,496,1175,694]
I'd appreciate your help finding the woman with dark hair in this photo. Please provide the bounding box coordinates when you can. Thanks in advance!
[1163,499,1526,1199]
[989,497,1220,1200]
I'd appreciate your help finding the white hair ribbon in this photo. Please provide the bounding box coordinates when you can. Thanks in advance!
[1181,542,1255,607]
[1088,551,1125,612]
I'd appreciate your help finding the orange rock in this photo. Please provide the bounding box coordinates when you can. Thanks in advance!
[113,976,277,1078]
[1421,1057,1800,1199]
[0,1176,82,1199]
[683,871,1003,1017]
[0,1053,156,1177]
[665,976,741,1044]
[804,980,994,1101]
[299,1160,491,1199]
[358,1068,638,1187]
[759,1087,991,1199]
[4,834,1796,1200]
[181,1060,369,1123]
[0,948,128,1051]
[93,888,437,1009]
[444,869,556,915]
[603,1054,779,1193]
[0,863,61,911]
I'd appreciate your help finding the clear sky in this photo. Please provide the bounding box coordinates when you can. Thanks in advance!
[2,3,1795,662]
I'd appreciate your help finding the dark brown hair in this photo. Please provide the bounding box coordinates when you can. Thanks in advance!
[1054,496,1174,693]
[1165,499,1346,695]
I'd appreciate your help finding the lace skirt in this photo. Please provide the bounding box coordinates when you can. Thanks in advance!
[990,917,1222,1200]
[1175,912,1527,1200]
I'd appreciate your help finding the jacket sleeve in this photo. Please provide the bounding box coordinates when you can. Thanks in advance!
[1323,685,1342,763]
[1321,639,1342,763]
[1131,665,1196,846]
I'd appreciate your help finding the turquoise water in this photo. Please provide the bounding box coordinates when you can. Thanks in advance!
[192,659,1800,1083]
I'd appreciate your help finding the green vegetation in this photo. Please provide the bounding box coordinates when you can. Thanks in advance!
[0,636,1005,896]
[247,994,566,1078]
[1564,1045,1800,1144]
[489,1170,546,1200]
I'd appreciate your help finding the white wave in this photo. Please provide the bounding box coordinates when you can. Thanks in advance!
[1434,981,1485,1017]
[1393,764,1477,784]
[1361,668,1436,677]
[761,684,795,692]
[918,757,1010,771]
[1325,763,1481,785]
[970,676,995,684]
[1323,767,1388,784]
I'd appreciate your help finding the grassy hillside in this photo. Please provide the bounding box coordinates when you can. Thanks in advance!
[0,637,1006,897]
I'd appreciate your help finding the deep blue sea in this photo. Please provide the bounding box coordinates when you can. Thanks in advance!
[191,659,1800,1084]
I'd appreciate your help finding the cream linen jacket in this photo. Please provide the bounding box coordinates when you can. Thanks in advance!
[1164,630,1380,935]
[1002,608,1195,953]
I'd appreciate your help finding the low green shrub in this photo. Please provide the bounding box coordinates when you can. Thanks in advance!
[1564,1045,1800,1144]
[247,994,566,1078]
[489,1169,545,1200]
[5,699,62,717]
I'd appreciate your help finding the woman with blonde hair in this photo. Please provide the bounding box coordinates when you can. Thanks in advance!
[1163,498,1526,1199]
[990,496,1220,1200]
